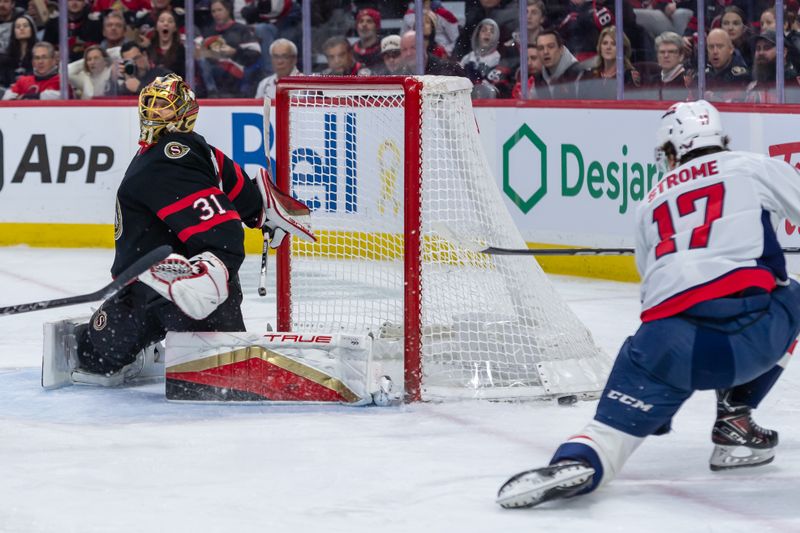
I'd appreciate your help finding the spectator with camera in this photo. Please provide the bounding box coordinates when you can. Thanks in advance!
[0,14,37,89]
[2,42,69,99]
[116,41,170,96]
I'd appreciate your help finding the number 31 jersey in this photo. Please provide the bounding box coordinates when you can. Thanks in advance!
[635,150,800,322]
[112,131,262,279]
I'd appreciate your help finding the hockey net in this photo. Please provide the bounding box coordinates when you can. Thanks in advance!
[275,76,611,401]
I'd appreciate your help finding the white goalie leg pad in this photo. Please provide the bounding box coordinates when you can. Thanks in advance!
[42,316,89,389]
[165,331,386,404]
[139,252,229,320]
[565,420,645,488]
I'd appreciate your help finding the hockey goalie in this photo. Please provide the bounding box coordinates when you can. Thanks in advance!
[39,74,395,405]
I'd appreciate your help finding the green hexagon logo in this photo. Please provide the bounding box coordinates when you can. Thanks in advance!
[503,124,547,214]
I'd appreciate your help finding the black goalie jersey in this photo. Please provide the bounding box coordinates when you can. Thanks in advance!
[112,131,263,278]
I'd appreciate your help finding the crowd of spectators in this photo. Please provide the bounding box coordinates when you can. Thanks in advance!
[0,0,798,101]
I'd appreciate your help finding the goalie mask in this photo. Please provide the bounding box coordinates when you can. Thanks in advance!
[138,73,199,145]
[655,100,728,171]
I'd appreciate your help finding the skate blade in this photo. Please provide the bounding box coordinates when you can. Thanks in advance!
[497,463,595,509]
[709,445,776,471]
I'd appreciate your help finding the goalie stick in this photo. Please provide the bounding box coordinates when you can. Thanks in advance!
[0,245,172,316]
[258,95,271,297]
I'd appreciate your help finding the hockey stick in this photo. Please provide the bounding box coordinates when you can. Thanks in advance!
[480,246,800,256]
[0,245,172,316]
[258,95,272,297]
[432,224,800,256]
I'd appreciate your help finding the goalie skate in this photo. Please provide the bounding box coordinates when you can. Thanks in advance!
[496,461,595,509]
[41,318,86,389]
[42,317,164,389]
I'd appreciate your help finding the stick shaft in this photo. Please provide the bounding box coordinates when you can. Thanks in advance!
[257,96,272,297]
[481,246,800,256]
[0,245,172,316]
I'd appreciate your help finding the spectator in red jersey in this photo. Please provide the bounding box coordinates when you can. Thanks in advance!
[2,42,68,99]
[148,10,185,77]
[512,43,542,98]
[400,29,466,76]
[197,0,262,96]
[319,35,371,75]
[0,14,37,89]
[43,0,103,62]
[402,0,460,56]
[92,0,149,15]
[352,8,382,69]
[99,10,131,51]
[532,28,586,99]
[578,26,641,99]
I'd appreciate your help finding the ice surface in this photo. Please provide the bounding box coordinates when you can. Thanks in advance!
[1,247,799,533]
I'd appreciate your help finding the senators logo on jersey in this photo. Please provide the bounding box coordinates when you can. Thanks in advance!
[164,142,190,159]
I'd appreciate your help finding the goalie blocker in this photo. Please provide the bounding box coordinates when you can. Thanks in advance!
[164,331,399,405]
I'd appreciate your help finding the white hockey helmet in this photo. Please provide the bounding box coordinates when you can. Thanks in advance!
[655,100,727,170]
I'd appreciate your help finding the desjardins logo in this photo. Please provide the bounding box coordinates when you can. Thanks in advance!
[502,124,663,214]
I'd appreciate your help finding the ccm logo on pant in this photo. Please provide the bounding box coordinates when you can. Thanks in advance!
[607,390,653,412]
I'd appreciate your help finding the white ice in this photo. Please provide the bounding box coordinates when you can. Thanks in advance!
[1,247,799,533]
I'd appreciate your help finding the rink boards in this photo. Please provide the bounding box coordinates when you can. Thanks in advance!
[2,100,800,279]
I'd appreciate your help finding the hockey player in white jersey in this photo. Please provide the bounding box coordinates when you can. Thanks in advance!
[497,100,800,509]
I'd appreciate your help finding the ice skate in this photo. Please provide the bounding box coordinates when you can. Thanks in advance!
[496,461,595,509]
[710,390,778,471]
[70,342,164,387]
[41,318,89,389]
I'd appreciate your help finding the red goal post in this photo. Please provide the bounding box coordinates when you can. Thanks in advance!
[274,76,610,403]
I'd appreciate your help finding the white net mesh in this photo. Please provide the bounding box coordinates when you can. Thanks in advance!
[280,76,611,400]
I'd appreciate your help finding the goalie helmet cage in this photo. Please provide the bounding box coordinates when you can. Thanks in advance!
[275,76,611,402]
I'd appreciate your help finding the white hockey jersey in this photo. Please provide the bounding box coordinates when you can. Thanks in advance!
[636,150,800,322]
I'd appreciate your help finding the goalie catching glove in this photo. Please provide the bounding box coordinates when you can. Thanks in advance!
[138,251,229,320]
[255,167,315,248]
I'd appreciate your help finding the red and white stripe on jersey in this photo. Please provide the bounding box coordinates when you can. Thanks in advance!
[211,147,246,201]
[157,186,241,242]
[636,151,800,321]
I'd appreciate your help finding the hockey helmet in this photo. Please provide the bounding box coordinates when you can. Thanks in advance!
[655,100,727,170]
[138,73,199,145]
